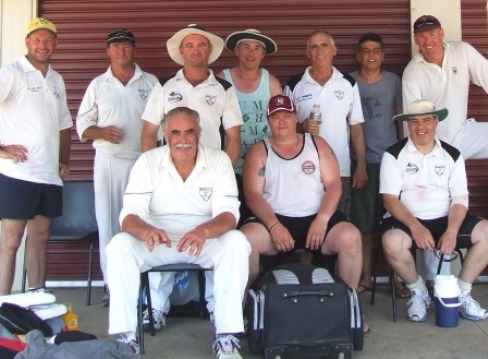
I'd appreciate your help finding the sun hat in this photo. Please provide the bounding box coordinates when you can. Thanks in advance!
[224,29,277,55]
[166,24,224,65]
[107,28,135,45]
[27,17,57,37]
[413,15,441,34]
[267,95,296,117]
[393,100,448,122]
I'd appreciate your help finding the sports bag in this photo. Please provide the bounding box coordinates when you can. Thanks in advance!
[246,263,363,359]
[0,302,53,337]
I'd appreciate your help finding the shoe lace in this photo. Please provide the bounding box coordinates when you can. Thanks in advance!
[408,290,430,311]
[462,293,482,311]
[215,335,240,354]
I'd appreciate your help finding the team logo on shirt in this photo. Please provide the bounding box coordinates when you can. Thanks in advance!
[52,85,61,99]
[302,160,316,175]
[334,90,344,100]
[405,162,418,174]
[296,94,312,103]
[199,187,212,202]
[168,91,183,104]
[27,86,42,93]
[139,89,149,100]
[435,165,446,177]
[452,67,458,74]
[205,94,217,106]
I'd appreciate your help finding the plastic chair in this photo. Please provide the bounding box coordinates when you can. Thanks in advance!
[371,246,464,321]
[21,181,98,305]
[137,263,211,354]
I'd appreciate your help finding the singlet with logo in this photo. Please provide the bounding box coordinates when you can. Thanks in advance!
[263,133,325,217]
[223,68,271,175]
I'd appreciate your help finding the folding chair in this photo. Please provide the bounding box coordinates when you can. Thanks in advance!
[22,181,98,305]
[137,263,212,354]
[371,246,464,321]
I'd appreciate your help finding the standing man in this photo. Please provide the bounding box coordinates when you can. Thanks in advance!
[108,107,250,358]
[402,15,488,287]
[76,29,158,306]
[141,24,242,165]
[0,18,72,295]
[241,95,362,289]
[349,33,404,294]
[217,28,282,223]
[380,100,488,322]
[284,30,367,218]
[140,24,243,330]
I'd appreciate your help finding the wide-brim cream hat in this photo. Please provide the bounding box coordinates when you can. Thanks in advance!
[393,99,448,122]
[224,29,277,55]
[166,24,224,66]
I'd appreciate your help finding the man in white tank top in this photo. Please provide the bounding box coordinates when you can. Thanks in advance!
[240,95,363,290]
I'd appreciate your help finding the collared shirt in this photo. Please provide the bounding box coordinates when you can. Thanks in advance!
[142,69,243,150]
[380,137,468,220]
[284,66,364,176]
[403,41,488,143]
[119,144,240,237]
[76,64,158,159]
[0,56,73,185]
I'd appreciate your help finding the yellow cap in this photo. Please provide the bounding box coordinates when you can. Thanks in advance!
[27,17,57,36]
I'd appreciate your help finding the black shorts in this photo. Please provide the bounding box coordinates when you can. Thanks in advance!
[245,210,349,252]
[0,174,62,220]
[380,214,483,250]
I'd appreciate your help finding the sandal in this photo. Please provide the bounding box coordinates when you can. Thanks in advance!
[357,284,372,294]
[394,281,411,299]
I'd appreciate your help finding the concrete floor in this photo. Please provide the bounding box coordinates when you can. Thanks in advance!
[52,284,488,359]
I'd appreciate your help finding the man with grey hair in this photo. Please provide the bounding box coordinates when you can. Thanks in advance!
[107,106,250,358]
[284,30,367,218]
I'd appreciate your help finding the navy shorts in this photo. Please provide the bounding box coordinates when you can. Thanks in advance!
[0,174,62,220]
[380,214,483,250]
[245,210,349,252]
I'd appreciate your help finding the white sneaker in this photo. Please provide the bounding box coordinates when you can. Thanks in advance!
[117,333,140,358]
[459,292,488,321]
[407,289,431,322]
[142,308,166,332]
[213,335,242,359]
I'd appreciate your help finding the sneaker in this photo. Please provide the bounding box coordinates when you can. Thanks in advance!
[142,308,166,332]
[213,335,242,359]
[102,285,110,307]
[459,292,488,321]
[407,289,431,322]
[117,333,140,358]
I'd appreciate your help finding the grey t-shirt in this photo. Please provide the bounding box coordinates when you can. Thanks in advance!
[350,70,402,164]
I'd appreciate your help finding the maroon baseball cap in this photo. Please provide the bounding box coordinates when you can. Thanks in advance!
[267,95,296,117]
[413,15,441,33]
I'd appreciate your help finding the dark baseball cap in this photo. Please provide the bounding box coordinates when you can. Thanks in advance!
[107,28,135,45]
[413,15,441,33]
[267,95,296,117]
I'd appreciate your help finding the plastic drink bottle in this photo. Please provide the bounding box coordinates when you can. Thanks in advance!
[309,103,322,136]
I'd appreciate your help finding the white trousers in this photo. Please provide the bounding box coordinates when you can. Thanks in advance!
[423,119,488,280]
[94,152,136,283]
[107,230,250,336]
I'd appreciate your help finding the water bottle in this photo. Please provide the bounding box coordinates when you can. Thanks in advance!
[309,103,322,136]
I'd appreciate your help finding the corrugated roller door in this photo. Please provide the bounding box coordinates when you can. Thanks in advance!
[39,0,411,180]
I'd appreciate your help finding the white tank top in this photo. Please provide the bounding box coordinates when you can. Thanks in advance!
[263,134,325,216]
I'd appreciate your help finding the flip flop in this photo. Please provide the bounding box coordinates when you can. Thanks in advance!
[357,284,372,294]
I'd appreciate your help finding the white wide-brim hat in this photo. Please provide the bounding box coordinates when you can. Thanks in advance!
[393,99,448,122]
[167,24,224,66]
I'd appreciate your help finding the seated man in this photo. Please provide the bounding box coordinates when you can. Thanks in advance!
[240,95,362,289]
[106,107,250,358]
[380,99,488,322]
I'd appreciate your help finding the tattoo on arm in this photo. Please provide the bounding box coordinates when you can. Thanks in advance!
[258,166,266,177]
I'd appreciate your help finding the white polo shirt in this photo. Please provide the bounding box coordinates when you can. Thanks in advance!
[76,64,158,159]
[119,144,240,237]
[142,69,243,149]
[380,137,468,220]
[0,56,73,185]
[284,66,364,177]
[402,41,488,143]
